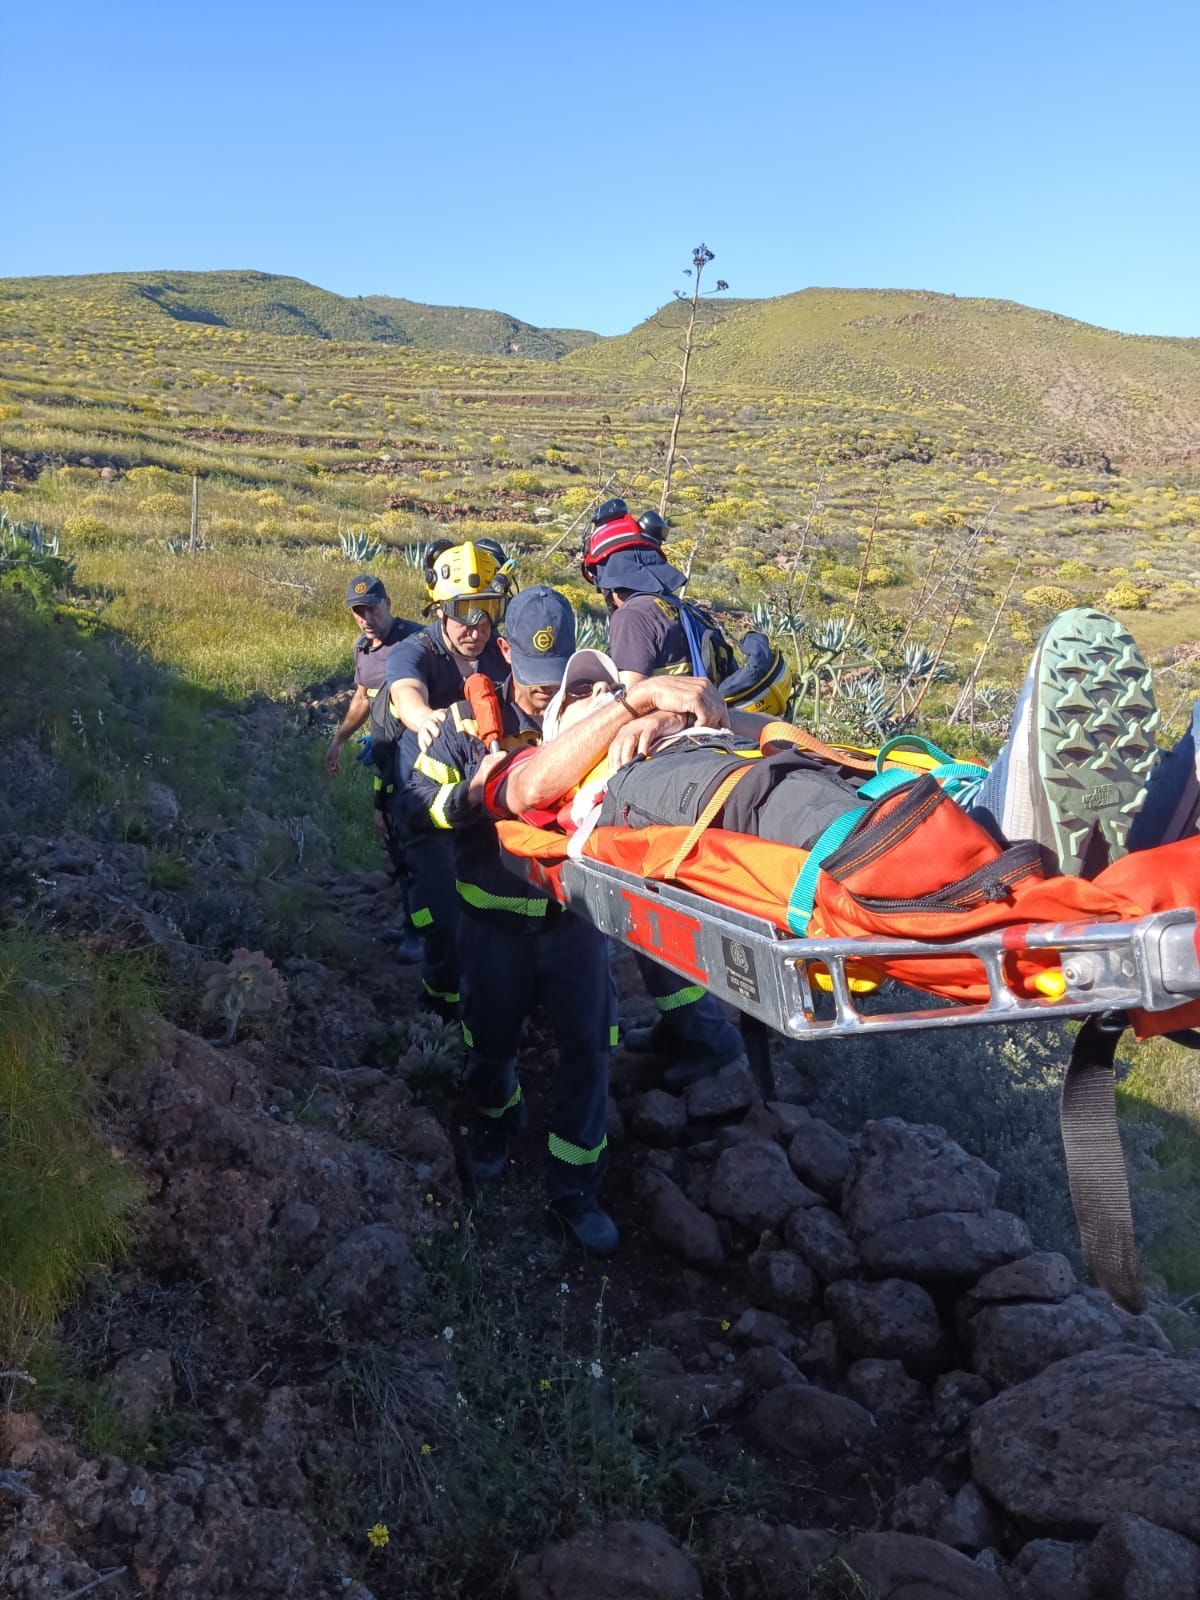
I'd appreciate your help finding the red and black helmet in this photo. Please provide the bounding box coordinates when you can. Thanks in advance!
[580,514,664,587]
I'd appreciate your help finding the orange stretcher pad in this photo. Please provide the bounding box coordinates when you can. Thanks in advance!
[497,777,1200,1042]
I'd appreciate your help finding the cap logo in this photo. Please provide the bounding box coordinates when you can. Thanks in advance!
[532,626,555,653]
[354,581,369,595]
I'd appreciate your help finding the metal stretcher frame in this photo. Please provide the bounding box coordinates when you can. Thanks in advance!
[500,849,1200,1041]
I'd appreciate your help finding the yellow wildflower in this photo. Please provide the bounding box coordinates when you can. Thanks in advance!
[367,1523,390,1548]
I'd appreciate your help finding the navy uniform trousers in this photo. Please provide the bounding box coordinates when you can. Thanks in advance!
[398,821,461,1015]
[459,912,616,1208]
[634,952,744,1060]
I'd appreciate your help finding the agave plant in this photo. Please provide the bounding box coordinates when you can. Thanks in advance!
[574,614,607,651]
[0,514,59,557]
[900,642,952,684]
[339,527,383,562]
[200,948,287,1046]
[398,541,428,572]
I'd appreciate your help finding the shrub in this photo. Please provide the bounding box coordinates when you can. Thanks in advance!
[1056,558,1090,581]
[1104,582,1147,611]
[502,471,544,494]
[1022,585,1076,610]
[139,492,185,516]
[62,513,108,541]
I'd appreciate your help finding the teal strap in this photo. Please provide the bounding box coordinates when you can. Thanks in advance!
[928,759,989,802]
[875,733,956,772]
[786,769,915,936]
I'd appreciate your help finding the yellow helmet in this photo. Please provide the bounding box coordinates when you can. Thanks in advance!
[721,633,794,718]
[424,540,516,623]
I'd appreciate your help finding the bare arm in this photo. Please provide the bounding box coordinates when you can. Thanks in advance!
[618,669,647,689]
[325,685,372,776]
[388,677,448,748]
[500,677,728,816]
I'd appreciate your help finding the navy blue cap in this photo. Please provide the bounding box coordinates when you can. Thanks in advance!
[346,574,388,607]
[596,547,686,595]
[504,586,576,686]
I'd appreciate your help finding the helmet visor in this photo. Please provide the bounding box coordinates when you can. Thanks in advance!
[442,595,506,626]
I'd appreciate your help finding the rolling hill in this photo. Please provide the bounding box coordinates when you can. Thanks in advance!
[567,287,1200,463]
[0,270,596,359]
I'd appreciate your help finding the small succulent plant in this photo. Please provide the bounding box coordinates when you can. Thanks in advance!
[200,948,287,1045]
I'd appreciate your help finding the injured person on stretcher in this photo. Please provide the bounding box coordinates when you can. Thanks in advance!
[481,607,1200,1037]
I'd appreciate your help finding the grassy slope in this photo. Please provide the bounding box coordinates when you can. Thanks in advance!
[0,271,597,360]
[361,295,596,359]
[568,288,1200,462]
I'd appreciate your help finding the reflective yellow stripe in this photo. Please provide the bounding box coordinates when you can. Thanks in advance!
[423,980,460,1003]
[373,775,383,791]
[451,703,479,735]
[608,1024,619,1048]
[481,1085,522,1119]
[455,880,549,916]
[548,1131,608,1166]
[652,660,690,676]
[653,984,705,1012]
[415,752,462,786]
[461,1022,474,1047]
[430,784,456,830]
[411,907,433,928]
[366,686,380,699]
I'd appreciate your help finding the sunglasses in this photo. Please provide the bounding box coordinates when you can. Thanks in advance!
[563,677,612,704]
[442,597,505,625]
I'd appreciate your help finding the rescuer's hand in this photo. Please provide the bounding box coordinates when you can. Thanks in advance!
[466,750,510,809]
[630,675,729,729]
[608,710,689,767]
[324,736,346,777]
[417,708,449,751]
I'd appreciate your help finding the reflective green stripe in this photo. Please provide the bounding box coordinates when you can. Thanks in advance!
[608,1024,619,1048]
[461,1022,474,1047]
[653,984,705,1012]
[411,907,433,928]
[456,880,549,917]
[430,783,456,830]
[423,979,461,1003]
[548,1131,608,1166]
[373,775,384,791]
[481,1084,522,1119]
[415,752,463,786]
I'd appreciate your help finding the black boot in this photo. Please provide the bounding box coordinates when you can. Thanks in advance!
[549,1199,620,1257]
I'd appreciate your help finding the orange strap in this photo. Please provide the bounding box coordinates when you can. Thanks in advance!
[664,763,756,878]
[758,720,878,774]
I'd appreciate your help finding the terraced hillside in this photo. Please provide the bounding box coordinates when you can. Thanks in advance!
[1,271,596,357]
[2,269,1199,735]
[569,289,1200,464]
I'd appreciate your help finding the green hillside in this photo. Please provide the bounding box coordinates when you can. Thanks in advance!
[0,271,597,359]
[568,288,1200,463]
[361,295,596,360]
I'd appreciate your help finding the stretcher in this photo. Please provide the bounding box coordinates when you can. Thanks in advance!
[500,844,1200,1315]
[501,848,1200,1038]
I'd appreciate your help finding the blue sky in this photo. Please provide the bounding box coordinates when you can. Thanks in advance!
[9,0,1199,337]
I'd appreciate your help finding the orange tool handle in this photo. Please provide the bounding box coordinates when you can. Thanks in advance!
[464,673,505,753]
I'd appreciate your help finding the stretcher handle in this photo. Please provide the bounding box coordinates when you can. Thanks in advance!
[464,672,505,753]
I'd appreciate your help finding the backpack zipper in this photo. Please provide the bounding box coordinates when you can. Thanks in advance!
[851,842,1045,913]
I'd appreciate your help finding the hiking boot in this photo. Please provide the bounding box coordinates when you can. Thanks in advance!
[380,928,424,963]
[663,1046,750,1092]
[968,607,1159,876]
[468,1125,511,1184]
[621,1020,680,1057]
[550,1201,620,1257]
[1129,699,1200,851]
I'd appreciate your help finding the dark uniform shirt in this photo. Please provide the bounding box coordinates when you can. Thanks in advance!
[354,617,419,695]
[386,621,508,708]
[607,593,689,677]
[404,679,550,928]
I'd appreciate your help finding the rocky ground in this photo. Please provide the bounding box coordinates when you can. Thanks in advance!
[3,751,1200,1600]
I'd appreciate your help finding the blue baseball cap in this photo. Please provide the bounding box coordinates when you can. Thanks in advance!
[504,586,576,686]
[346,574,388,607]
